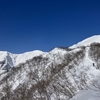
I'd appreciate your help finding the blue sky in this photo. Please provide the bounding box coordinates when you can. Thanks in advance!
[0,0,100,53]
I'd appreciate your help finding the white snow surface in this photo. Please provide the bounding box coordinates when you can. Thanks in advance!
[70,35,100,48]
[0,50,44,68]
[14,50,44,66]
[69,89,100,100]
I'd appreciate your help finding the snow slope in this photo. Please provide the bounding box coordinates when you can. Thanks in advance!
[70,35,100,48]
[69,90,100,100]
[14,50,44,66]
[68,35,100,100]
[0,50,44,70]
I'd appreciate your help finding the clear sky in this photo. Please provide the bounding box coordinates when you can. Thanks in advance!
[0,0,100,53]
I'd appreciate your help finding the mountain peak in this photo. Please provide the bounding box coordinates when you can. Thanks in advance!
[0,50,44,71]
[70,35,100,48]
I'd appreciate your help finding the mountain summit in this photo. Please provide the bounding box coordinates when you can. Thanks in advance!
[70,35,100,48]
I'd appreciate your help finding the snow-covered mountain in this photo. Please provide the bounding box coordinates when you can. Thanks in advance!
[0,50,43,71]
[0,35,100,100]
[70,35,100,48]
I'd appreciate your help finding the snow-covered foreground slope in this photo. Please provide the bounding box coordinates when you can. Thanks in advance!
[0,35,100,100]
[70,89,100,100]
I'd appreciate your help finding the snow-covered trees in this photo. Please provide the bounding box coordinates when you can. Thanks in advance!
[89,42,100,69]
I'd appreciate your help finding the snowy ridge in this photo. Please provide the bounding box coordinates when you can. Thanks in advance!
[0,35,100,70]
[70,35,100,48]
[0,50,44,70]
[0,48,68,71]
[14,50,44,66]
